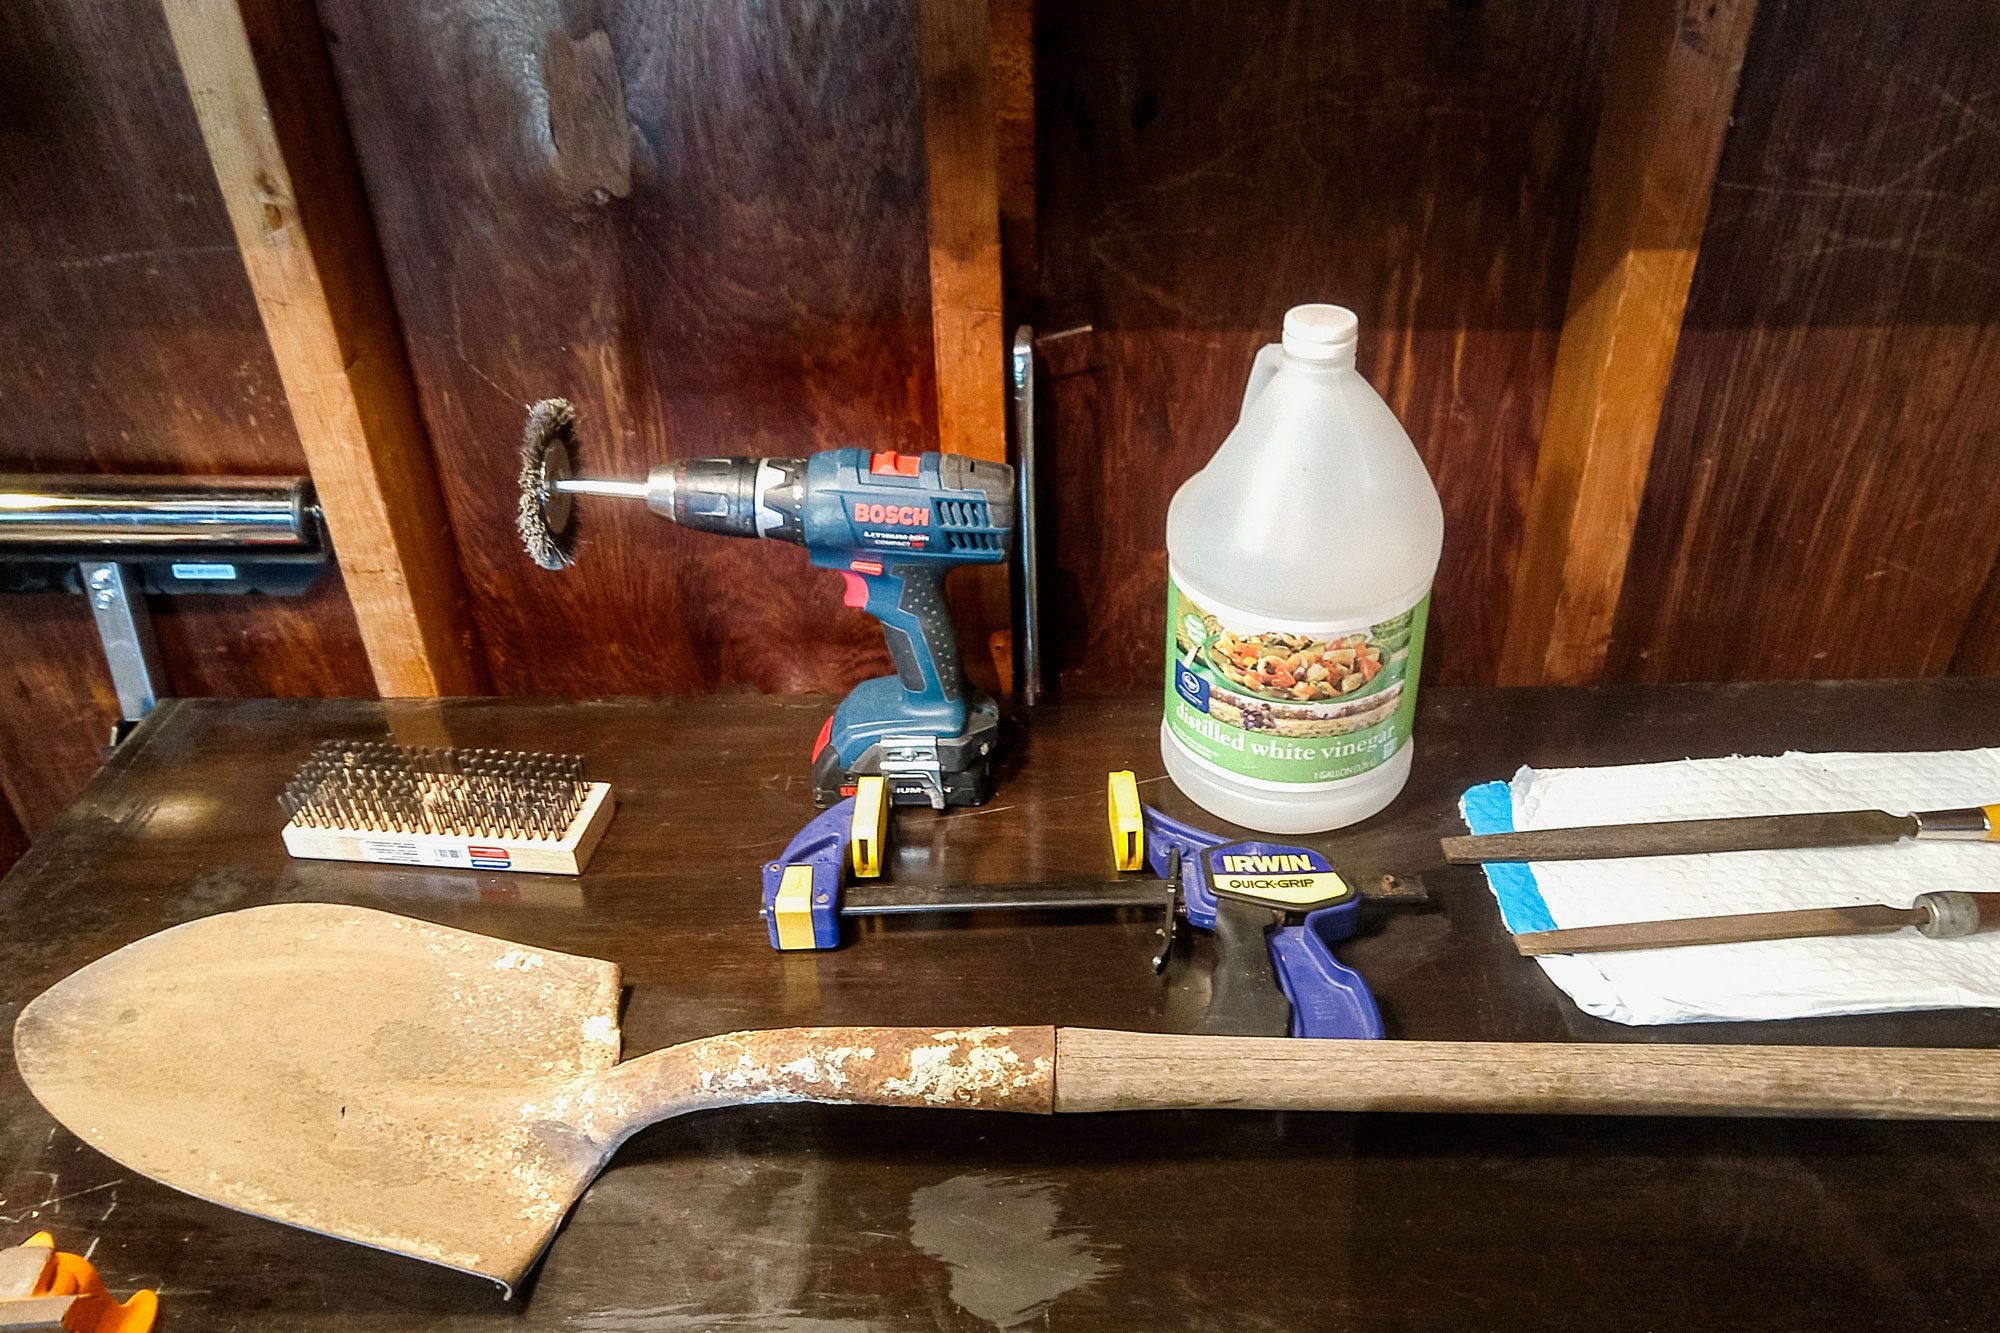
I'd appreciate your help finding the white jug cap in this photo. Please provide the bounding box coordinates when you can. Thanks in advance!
[1282,304,1359,361]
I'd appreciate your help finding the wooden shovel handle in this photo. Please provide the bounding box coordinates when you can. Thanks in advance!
[579,1025,2000,1144]
[1053,1029,2000,1119]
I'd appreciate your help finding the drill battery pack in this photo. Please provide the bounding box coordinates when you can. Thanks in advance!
[811,696,1000,809]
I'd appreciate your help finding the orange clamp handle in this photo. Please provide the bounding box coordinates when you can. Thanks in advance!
[5,1232,157,1332]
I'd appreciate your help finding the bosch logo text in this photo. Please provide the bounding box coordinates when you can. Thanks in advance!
[854,503,929,527]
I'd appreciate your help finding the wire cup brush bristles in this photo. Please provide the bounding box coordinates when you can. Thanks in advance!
[518,398,578,570]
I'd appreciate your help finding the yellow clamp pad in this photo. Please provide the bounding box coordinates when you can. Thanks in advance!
[1985,804,2000,840]
[850,775,888,878]
[3,1231,157,1332]
[773,864,819,951]
[1108,770,1144,871]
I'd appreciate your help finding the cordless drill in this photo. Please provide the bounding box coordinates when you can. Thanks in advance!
[516,400,1015,807]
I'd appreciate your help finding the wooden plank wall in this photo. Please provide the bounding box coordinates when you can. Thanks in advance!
[311,0,940,697]
[0,0,373,834]
[5,0,2000,856]
[1611,0,2000,681]
[1034,0,1617,691]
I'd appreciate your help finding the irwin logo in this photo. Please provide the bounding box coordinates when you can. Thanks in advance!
[854,502,929,527]
[1221,853,1315,873]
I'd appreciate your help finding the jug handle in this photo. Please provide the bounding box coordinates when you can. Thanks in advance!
[1239,344,1284,419]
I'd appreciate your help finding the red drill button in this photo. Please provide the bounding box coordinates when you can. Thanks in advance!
[868,451,922,477]
[838,572,869,608]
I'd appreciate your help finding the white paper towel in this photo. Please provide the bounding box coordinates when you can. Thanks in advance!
[1463,748,2000,1025]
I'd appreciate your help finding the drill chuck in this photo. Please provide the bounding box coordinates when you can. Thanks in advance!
[655,458,806,540]
[555,458,806,541]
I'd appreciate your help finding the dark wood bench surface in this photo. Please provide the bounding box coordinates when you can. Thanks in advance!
[5,681,2000,1331]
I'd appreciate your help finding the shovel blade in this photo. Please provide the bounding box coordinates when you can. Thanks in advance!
[14,903,624,1294]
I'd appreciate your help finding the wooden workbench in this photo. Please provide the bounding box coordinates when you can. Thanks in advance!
[5,683,2000,1330]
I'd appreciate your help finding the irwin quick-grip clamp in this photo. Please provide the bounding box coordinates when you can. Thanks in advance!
[760,774,1388,1039]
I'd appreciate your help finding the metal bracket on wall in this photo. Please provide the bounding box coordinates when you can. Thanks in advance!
[0,475,331,744]
[81,562,166,736]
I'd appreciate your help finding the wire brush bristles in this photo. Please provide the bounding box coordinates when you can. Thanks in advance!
[518,398,578,570]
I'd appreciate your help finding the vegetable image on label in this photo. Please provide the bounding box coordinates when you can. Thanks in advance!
[1163,579,1428,789]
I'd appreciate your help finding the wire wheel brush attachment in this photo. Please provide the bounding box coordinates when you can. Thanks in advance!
[518,398,579,569]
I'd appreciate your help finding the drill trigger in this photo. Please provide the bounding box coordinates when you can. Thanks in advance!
[838,571,869,609]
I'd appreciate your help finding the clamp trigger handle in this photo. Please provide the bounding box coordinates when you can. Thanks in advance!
[1198,894,1294,1036]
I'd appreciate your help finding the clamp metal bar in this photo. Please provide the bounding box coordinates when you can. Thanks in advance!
[840,879,1174,916]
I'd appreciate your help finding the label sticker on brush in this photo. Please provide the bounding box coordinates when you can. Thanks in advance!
[359,839,422,865]
[1164,574,1428,790]
[356,840,491,869]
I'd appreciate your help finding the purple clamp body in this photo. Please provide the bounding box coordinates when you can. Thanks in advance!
[1141,806,1383,1041]
[761,797,852,950]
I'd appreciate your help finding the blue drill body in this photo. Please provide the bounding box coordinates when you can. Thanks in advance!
[653,448,1014,805]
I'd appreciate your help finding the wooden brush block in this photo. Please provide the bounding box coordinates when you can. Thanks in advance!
[282,782,615,875]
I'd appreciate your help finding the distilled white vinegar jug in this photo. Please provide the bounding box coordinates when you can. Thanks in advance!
[1161,304,1444,833]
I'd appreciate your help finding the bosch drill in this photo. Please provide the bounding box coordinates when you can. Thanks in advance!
[517,400,1015,807]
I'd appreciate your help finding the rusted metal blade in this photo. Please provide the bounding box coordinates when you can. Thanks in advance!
[1444,809,1918,864]
[13,904,625,1295]
[1513,902,1926,956]
[12,905,1059,1296]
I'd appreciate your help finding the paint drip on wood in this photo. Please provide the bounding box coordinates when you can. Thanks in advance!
[908,1173,1112,1328]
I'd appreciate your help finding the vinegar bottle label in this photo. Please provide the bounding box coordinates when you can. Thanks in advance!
[1163,576,1429,789]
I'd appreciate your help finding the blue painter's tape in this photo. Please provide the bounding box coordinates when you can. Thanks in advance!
[1458,780,1557,934]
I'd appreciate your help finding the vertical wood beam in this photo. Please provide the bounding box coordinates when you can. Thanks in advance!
[918,0,1008,464]
[918,0,1013,688]
[989,0,1037,325]
[162,0,482,696]
[1497,0,1757,685]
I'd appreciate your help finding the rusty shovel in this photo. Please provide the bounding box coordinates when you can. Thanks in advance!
[17,903,2000,1294]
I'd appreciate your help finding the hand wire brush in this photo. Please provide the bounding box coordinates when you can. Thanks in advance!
[278,739,615,874]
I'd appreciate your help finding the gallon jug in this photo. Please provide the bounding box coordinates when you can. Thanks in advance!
[1161,304,1444,833]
